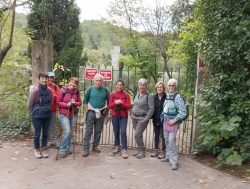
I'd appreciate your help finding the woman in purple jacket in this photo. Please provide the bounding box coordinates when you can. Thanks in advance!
[57,77,82,158]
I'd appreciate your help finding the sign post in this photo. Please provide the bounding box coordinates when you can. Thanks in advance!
[85,68,98,80]
[99,69,112,81]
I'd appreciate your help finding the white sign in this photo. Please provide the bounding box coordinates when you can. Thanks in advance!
[114,46,120,53]
[111,46,120,67]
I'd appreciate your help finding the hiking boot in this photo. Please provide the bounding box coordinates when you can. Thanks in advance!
[92,146,101,153]
[34,149,42,159]
[133,150,139,156]
[66,150,73,154]
[150,149,158,157]
[50,143,59,149]
[122,149,129,159]
[113,146,120,154]
[60,151,66,158]
[40,147,49,158]
[171,164,178,170]
[82,150,89,157]
[161,157,169,162]
[135,151,145,159]
[157,150,166,159]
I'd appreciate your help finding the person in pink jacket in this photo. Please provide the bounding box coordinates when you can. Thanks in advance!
[57,77,82,158]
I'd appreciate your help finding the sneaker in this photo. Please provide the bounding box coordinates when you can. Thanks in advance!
[135,151,145,159]
[82,150,89,157]
[122,149,128,159]
[150,149,158,157]
[60,151,66,158]
[40,147,49,158]
[113,146,120,154]
[171,165,178,170]
[92,146,101,153]
[161,158,169,162]
[34,149,42,159]
[157,151,166,159]
[50,143,59,149]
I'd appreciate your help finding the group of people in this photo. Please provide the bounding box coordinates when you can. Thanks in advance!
[27,72,187,170]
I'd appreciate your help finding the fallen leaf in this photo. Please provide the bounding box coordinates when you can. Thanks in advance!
[11,158,17,161]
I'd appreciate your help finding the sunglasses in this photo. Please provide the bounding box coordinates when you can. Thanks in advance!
[168,85,175,87]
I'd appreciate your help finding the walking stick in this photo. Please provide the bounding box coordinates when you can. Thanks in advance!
[72,106,75,158]
[56,109,69,160]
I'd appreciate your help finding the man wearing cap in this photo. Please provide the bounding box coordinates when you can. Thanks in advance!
[47,71,60,149]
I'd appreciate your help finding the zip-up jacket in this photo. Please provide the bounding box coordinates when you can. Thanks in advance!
[47,83,60,112]
[108,90,131,117]
[152,93,166,126]
[57,86,82,116]
[27,84,53,119]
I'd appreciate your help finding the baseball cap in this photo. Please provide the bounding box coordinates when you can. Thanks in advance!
[47,72,55,77]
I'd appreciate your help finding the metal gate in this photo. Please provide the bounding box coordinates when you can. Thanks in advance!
[54,65,194,154]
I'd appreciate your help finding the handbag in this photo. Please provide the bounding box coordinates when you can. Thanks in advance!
[164,117,176,132]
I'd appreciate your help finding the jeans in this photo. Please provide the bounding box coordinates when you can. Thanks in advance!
[83,111,104,150]
[112,116,128,149]
[59,114,78,152]
[32,117,50,149]
[153,124,166,151]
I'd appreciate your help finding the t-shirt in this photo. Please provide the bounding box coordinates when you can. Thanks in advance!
[83,86,110,109]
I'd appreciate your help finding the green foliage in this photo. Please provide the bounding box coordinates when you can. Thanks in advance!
[26,0,84,78]
[0,115,30,140]
[105,0,179,83]
[0,12,31,140]
[195,0,250,166]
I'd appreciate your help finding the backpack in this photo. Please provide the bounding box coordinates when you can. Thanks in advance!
[133,92,150,102]
[86,85,109,103]
[112,91,126,102]
[61,87,80,98]
[33,84,57,104]
[164,92,189,120]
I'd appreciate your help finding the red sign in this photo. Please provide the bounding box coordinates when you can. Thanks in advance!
[99,69,112,81]
[85,68,98,80]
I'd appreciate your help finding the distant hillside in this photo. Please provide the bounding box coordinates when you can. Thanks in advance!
[80,20,123,52]
[15,13,27,28]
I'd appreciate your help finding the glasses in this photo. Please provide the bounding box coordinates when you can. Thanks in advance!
[168,85,175,87]
[157,86,163,89]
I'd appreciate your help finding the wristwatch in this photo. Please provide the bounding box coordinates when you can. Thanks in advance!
[175,117,179,122]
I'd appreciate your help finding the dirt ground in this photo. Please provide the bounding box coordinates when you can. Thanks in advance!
[0,139,250,189]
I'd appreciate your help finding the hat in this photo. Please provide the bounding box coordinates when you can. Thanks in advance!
[47,72,55,77]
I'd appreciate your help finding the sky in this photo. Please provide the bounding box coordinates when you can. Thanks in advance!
[16,0,175,21]
[75,0,175,22]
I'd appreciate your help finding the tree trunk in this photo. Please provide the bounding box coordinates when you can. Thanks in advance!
[162,54,171,79]
[0,0,16,68]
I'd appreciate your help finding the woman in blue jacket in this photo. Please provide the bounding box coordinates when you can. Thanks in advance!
[161,78,187,170]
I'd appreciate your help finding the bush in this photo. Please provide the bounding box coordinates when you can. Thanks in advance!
[0,115,31,140]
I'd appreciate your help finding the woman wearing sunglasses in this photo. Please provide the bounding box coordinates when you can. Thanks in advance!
[161,78,187,170]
